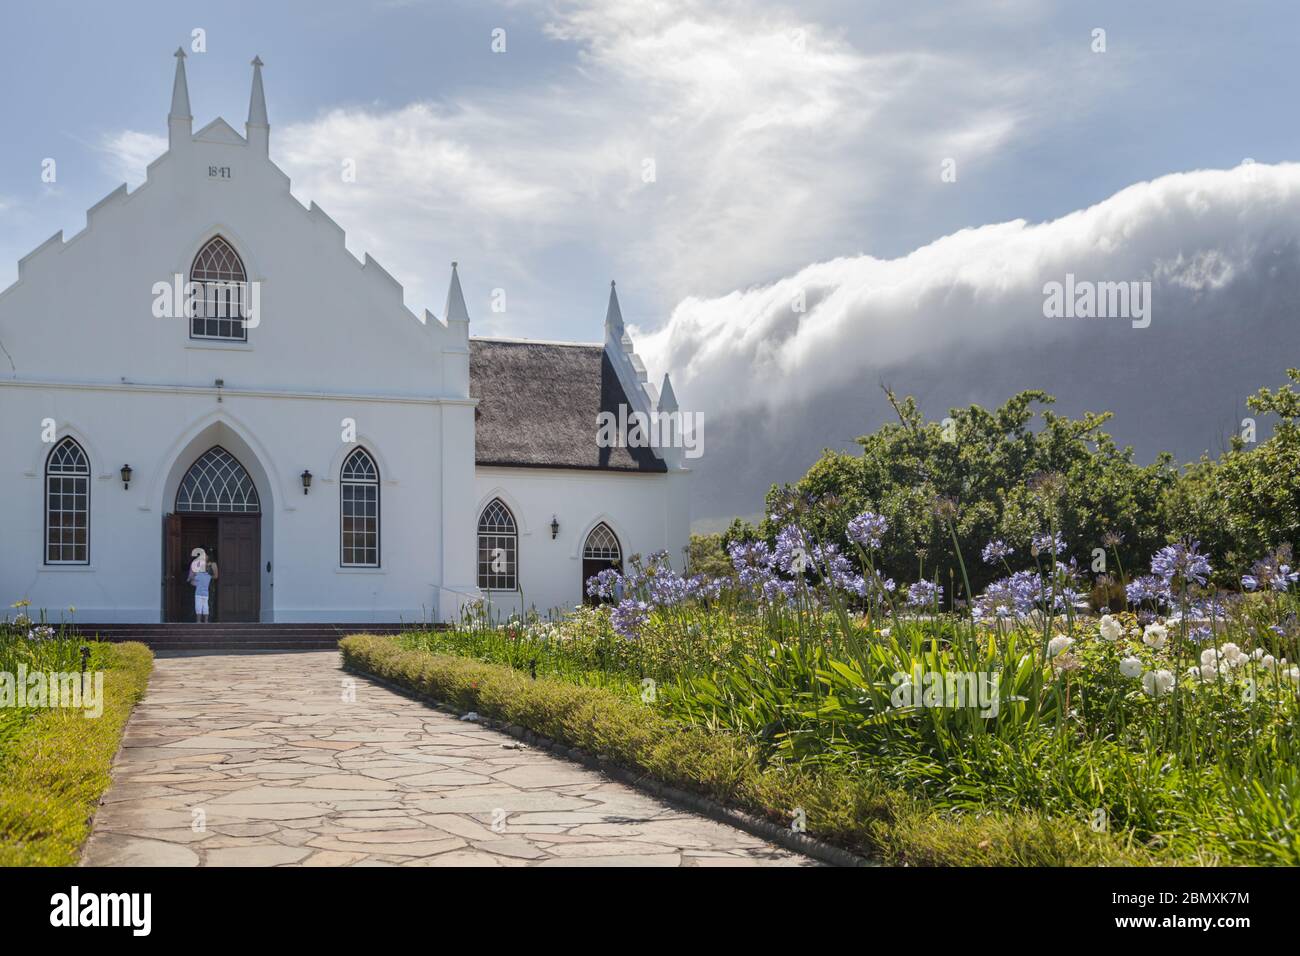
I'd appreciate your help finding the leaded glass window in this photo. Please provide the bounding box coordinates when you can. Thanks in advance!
[176,447,261,513]
[582,523,621,562]
[45,437,89,564]
[190,236,250,341]
[341,448,379,567]
[477,498,517,591]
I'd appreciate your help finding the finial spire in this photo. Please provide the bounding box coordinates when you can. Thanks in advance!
[246,55,269,155]
[170,48,191,118]
[248,55,268,126]
[605,279,625,336]
[659,372,678,412]
[445,261,470,325]
[168,47,192,149]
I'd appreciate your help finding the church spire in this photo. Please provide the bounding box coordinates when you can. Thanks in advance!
[605,279,625,338]
[247,55,269,155]
[658,372,678,412]
[168,47,192,149]
[444,261,470,326]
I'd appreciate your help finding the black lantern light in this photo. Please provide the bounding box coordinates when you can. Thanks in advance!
[120,464,133,490]
[550,514,560,539]
[301,469,313,495]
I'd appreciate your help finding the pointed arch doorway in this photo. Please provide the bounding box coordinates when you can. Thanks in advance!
[163,446,262,622]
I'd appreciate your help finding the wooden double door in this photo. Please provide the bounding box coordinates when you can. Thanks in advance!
[163,513,261,622]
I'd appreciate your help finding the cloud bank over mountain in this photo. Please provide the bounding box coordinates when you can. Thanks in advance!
[633,163,1300,524]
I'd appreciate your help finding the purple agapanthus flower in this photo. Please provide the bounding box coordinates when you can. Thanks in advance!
[981,539,1014,565]
[1151,540,1212,587]
[1242,545,1298,592]
[906,580,943,609]
[846,511,888,551]
[772,525,812,576]
[1126,574,1170,606]
[1030,531,1066,558]
[727,540,773,586]
[611,599,651,639]
[685,574,723,602]
[586,568,624,600]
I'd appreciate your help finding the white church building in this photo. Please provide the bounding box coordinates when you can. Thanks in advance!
[0,53,690,624]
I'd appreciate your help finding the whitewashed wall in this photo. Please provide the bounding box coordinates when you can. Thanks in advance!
[0,99,474,623]
[473,465,690,619]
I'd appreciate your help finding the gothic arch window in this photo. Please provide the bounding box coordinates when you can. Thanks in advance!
[477,498,517,591]
[340,448,380,567]
[583,523,621,562]
[582,523,621,605]
[176,446,261,513]
[189,235,250,341]
[45,437,90,564]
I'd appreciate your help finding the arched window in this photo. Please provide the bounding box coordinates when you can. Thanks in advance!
[583,523,621,562]
[582,523,621,605]
[176,447,261,513]
[340,448,380,567]
[190,235,250,341]
[477,498,517,591]
[45,437,90,564]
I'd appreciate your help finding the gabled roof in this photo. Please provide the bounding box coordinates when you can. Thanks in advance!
[470,338,667,473]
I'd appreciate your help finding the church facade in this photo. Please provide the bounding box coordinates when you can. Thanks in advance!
[0,53,689,624]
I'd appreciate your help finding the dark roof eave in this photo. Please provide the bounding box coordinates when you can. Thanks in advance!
[474,459,667,474]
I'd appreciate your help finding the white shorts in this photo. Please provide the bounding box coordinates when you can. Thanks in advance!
[195,595,210,615]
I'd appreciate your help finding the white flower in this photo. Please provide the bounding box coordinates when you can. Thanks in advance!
[1048,635,1074,658]
[1262,654,1278,670]
[1142,623,1168,650]
[1119,656,1144,678]
[1200,648,1221,666]
[1143,669,1175,697]
[1221,643,1246,666]
[879,627,891,638]
[1199,663,1218,680]
[1288,667,1300,685]
[1099,614,1123,642]
[1252,648,1266,661]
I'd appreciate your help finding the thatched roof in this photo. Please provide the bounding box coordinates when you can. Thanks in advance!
[469,338,667,473]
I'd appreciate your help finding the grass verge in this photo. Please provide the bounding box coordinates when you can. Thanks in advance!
[341,633,1156,866]
[0,641,153,866]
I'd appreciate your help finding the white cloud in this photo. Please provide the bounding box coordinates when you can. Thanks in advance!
[635,162,1300,417]
[99,131,167,189]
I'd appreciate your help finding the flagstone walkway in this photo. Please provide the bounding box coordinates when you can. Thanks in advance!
[82,651,815,867]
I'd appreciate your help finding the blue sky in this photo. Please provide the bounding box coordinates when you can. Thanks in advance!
[5,1,1300,522]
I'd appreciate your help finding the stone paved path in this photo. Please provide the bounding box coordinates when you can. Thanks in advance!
[82,651,815,867]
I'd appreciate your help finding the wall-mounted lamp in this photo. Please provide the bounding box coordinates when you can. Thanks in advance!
[120,464,133,490]
[301,469,313,495]
[550,514,560,539]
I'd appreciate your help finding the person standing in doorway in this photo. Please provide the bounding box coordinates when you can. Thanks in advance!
[188,548,213,623]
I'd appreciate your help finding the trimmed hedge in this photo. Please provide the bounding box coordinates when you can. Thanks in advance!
[0,641,153,866]
[341,634,1152,866]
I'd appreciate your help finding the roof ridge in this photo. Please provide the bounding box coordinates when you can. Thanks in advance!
[470,336,603,348]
